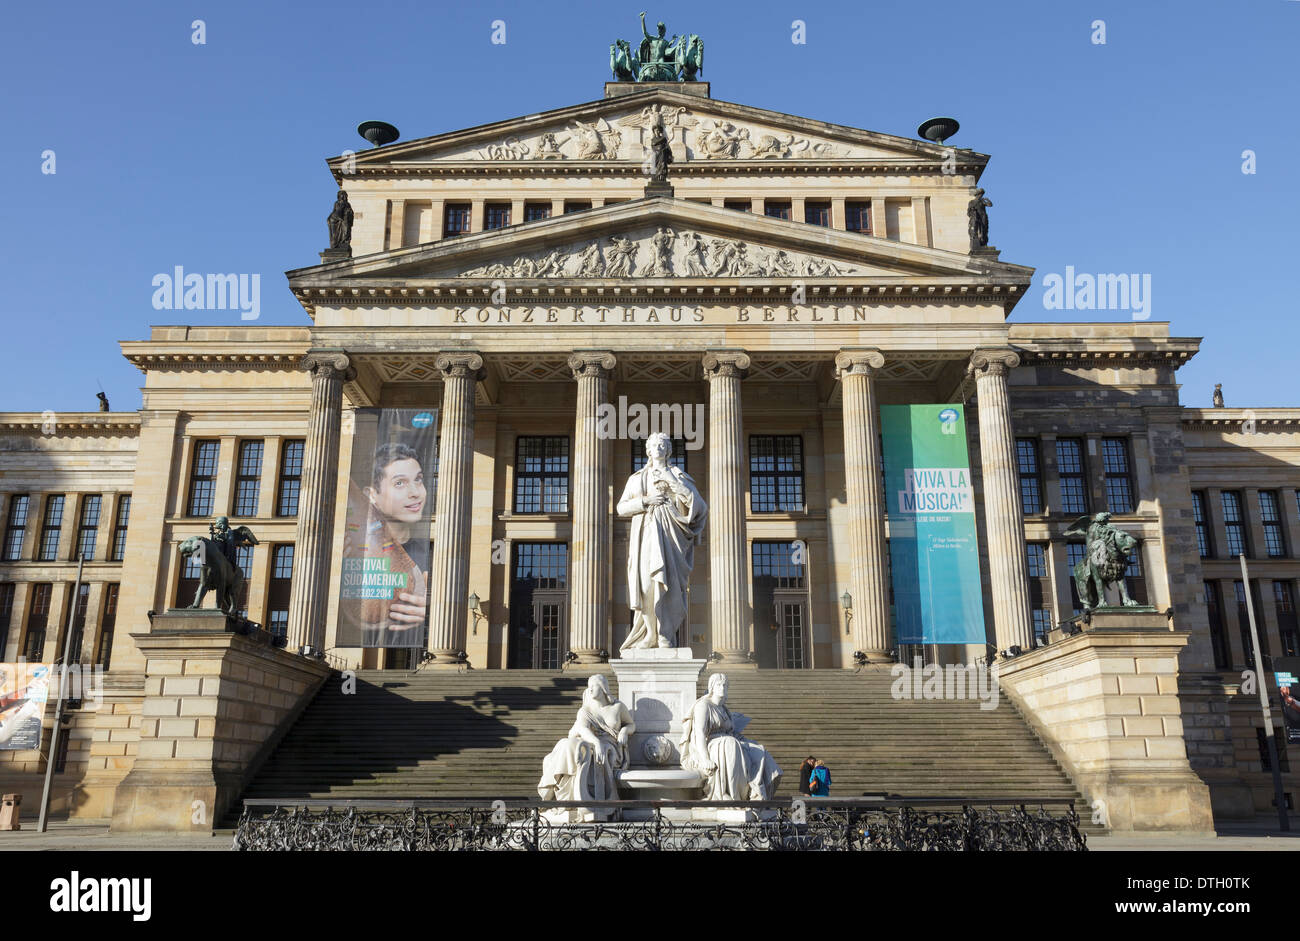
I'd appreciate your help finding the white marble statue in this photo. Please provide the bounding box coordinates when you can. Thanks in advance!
[617,432,708,650]
[680,673,782,801]
[537,674,636,807]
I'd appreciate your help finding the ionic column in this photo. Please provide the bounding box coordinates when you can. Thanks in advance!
[287,351,354,654]
[969,348,1034,652]
[428,351,485,663]
[568,351,617,663]
[835,349,892,662]
[702,351,751,663]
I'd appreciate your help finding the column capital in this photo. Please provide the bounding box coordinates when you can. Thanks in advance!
[567,351,617,379]
[434,351,486,381]
[301,350,356,382]
[702,350,751,380]
[967,347,1021,379]
[834,348,886,379]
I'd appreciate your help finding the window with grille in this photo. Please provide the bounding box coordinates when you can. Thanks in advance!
[1026,543,1053,641]
[1101,438,1134,513]
[1205,581,1231,669]
[96,583,119,670]
[267,544,294,637]
[753,541,809,669]
[0,583,13,661]
[1235,579,1269,663]
[1260,491,1288,558]
[1276,581,1299,657]
[1124,542,1148,605]
[513,437,569,513]
[75,495,101,561]
[1192,491,1212,558]
[38,495,65,561]
[631,436,687,473]
[111,494,131,562]
[508,542,569,670]
[276,440,305,516]
[750,435,804,512]
[846,201,871,233]
[1017,438,1042,515]
[1066,543,1086,615]
[764,201,791,220]
[187,441,220,517]
[443,203,470,236]
[1056,439,1088,515]
[24,583,52,661]
[523,203,551,223]
[804,202,831,226]
[3,495,29,561]
[485,204,511,229]
[1222,491,1249,558]
[233,440,263,517]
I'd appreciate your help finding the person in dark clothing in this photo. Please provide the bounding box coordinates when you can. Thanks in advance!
[798,756,817,796]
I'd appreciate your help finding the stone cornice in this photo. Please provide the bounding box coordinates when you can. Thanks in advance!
[0,413,141,433]
[1014,347,1197,370]
[1182,408,1300,431]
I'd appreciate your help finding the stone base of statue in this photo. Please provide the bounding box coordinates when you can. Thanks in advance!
[644,180,675,198]
[604,81,709,99]
[611,647,705,810]
[319,246,351,263]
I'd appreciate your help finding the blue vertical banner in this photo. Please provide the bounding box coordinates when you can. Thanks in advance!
[880,404,986,644]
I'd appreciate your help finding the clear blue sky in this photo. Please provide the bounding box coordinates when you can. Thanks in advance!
[2,0,1296,412]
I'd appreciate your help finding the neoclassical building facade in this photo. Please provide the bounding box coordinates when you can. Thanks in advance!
[1,82,1298,822]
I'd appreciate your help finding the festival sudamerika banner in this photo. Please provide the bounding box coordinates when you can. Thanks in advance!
[881,404,987,645]
[337,408,439,649]
[0,663,51,750]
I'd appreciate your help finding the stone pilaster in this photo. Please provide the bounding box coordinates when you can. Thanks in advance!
[702,351,751,664]
[834,349,892,662]
[568,351,616,664]
[427,351,485,664]
[968,348,1034,653]
[286,351,353,654]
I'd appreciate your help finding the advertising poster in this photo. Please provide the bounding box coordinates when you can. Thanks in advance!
[880,404,987,645]
[0,663,51,751]
[1272,657,1300,745]
[337,408,439,649]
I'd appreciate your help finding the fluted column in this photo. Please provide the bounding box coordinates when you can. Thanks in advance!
[428,351,486,663]
[568,351,616,663]
[835,349,892,662]
[702,351,751,664]
[287,351,354,654]
[969,348,1034,652]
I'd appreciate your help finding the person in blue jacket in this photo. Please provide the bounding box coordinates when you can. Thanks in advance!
[809,759,831,796]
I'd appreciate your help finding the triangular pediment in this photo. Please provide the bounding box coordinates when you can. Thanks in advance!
[332,88,985,173]
[288,198,1031,289]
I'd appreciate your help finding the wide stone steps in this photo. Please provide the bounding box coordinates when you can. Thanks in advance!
[236,669,1095,831]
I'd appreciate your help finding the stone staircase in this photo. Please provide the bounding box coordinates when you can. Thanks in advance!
[236,668,1094,827]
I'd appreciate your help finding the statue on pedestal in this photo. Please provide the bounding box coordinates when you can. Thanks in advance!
[1065,511,1140,611]
[327,190,354,251]
[178,517,259,615]
[617,432,707,650]
[968,187,992,249]
[679,673,782,800]
[537,675,636,812]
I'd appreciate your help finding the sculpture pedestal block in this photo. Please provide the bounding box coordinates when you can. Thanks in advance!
[611,649,704,774]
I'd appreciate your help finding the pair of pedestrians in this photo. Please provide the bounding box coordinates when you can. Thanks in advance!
[797,756,831,796]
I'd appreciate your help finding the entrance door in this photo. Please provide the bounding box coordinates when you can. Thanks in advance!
[530,590,567,669]
[774,594,808,670]
[508,542,569,669]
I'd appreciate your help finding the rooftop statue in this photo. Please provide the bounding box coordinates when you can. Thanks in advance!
[609,13,703,83]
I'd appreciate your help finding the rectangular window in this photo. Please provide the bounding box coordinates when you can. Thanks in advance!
[177,549,203,607]
[66,582,90,664]
[1016,438,1042,515]
[75,495,102,560]
[1276,581,1299,657]
[186,440,220,517]
[1260,491,1288,558]
[443,203,471,236]
[631,436,687,473]
[234,544,254,618]
[563,201,591,214]
[804,201,831,227]
[233,440,263,517]
[523,203,551,223]
[24,583,52,661]
[1124,542,1148,606]
[513,437,570,513]
[1056,439,1088,515]
[749,435,804,513]
[845,201,871,233]
[1102,437,1134,513]
[276,440,305,517]
[1026,543,1053,643]
[4,495,30,561]
[38,495,65,561]
[96,583,119,670]
[1066,543,1087,616]
[111,494,131,562]
[723,200,751,212]
[267,544,294,637]
[1192,491,1212,558]
[485,204,511,230]
[764,201,791,220]
[1205,581,1231,669]
[1236,579,1269,663]
[0,583,14,661]
[1222,491,1249,558]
